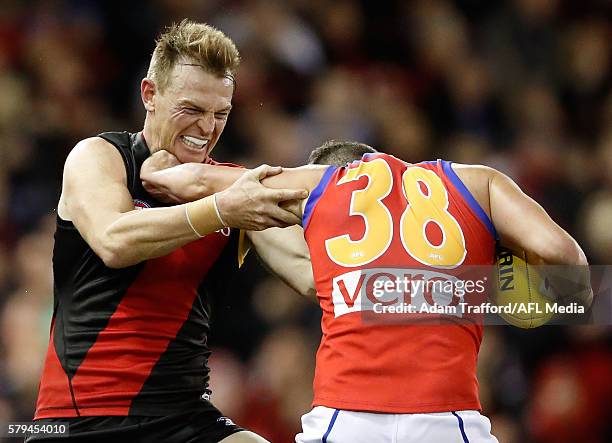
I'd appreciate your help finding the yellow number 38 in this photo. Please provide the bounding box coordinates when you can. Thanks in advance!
[325,159,467,269]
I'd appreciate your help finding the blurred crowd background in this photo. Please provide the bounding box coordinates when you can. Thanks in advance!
[0,0,611,442]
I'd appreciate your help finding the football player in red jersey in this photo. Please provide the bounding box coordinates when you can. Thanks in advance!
[142,140,591,443]
[32,20,308,443]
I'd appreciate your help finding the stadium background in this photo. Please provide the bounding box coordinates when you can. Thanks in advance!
[0,0,610,441]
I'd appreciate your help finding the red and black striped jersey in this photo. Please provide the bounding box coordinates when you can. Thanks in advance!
[35,132,238,418]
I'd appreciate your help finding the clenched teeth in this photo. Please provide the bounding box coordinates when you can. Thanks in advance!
[181,136,208,149]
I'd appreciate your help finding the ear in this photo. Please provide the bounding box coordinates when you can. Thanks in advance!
[141,78,156,112]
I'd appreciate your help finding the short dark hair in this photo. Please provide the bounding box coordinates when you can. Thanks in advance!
[308,140,377,166]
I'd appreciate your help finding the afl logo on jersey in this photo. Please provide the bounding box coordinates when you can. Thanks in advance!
[133,199,152,210]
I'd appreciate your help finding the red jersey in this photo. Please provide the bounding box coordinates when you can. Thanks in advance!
[303,153,497,413]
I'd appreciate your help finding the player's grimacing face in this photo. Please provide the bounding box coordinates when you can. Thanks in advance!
[152,64,233,163]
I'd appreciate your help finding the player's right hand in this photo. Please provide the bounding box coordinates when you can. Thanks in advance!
[142,150,181,174]
[215,165,308,230]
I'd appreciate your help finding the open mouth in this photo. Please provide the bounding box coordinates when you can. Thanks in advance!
[180,135,209,151]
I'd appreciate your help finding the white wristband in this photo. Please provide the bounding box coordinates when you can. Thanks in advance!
[213,194,228,227]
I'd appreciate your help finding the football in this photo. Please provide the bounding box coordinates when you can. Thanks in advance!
[494,247,555,328]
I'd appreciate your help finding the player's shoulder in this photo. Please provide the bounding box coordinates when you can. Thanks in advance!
[64,137,126,180]
[67,137,123,165]
[71,136,116,155]
[449,163,501,186]
[449,162,496,175]
[445,163,502,213]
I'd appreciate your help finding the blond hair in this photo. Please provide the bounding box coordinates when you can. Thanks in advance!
[147,19,240,92]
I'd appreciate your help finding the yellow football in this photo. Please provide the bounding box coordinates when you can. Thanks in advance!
[494,247,555,328]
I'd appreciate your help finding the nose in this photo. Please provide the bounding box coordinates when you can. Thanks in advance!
[197,112,215,135]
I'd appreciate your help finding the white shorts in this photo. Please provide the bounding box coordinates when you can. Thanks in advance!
[296,406,499,443]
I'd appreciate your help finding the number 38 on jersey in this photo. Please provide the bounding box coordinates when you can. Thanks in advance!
[324,158,467,269]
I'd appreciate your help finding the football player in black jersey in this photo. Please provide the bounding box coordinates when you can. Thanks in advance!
[30,20,307,443]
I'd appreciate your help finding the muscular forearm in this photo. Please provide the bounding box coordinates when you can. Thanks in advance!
[68,141,306,269]
[99,165,309,267]
[94,198,222,268]
[141,163,244,203]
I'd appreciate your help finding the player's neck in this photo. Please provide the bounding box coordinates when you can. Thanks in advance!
[142,118,159,155]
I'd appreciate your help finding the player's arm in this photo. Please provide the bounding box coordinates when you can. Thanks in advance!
[60,138,307,269]
[488,168,586,265]
[141,155,323,297]
[487,168,592,306]
[140,150,245,203]
[141,151,324,206]
[247,226,316,301]
[142,151,326,224]
[245,166,328,299]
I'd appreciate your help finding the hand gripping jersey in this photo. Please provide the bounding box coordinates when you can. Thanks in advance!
[35,132,239,419]
[303,153,497,413]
